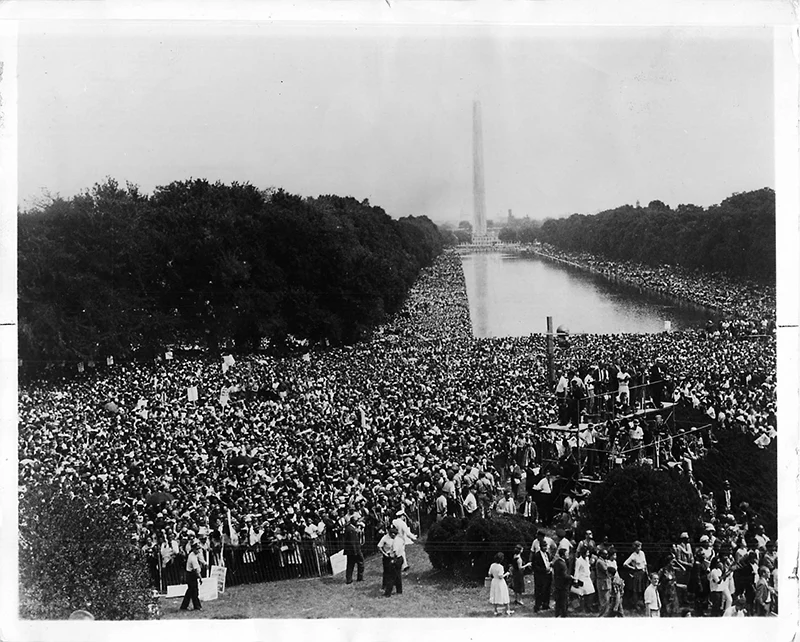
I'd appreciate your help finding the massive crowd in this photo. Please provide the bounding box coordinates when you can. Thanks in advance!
[527,242,776,329]
[18,248,777,614]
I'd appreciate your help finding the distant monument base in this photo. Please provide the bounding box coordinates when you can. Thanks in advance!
[470,230,500,246]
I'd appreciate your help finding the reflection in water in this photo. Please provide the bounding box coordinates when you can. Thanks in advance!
[462,252,715,338]
[473,253,489,337]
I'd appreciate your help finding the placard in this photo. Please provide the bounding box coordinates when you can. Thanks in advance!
[329,550,347,575]
[211,565,227,594]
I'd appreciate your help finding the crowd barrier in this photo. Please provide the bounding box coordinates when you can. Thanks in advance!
[152,523,391,592]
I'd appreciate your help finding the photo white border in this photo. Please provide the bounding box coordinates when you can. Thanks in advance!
[0,3,797,642]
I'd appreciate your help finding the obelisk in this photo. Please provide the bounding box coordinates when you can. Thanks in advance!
[472,100,487,238]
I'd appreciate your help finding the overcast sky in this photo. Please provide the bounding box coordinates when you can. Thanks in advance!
[18,22,774,222]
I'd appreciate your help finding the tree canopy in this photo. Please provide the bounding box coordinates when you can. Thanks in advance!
[534,188,775,283]
[19,179,446,363]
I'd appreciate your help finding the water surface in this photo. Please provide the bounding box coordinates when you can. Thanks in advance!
[462,252,715,338]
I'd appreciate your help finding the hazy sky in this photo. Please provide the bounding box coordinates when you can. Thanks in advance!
[18,22,774,222]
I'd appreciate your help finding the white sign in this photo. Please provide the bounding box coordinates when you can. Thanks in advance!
[211,565,227,594]
[329,550,347,575]
[187,386,198,402]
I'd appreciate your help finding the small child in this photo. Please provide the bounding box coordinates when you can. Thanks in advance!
[607,567,625,617]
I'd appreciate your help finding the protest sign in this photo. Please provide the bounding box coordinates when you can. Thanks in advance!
[329,550,347,575]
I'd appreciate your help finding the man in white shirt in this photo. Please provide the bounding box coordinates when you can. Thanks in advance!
[179,541,203,611]
[643,573,661,617]
[495,489,516,515]
[377,526,397,593]
[462,487,478,519]
[384,528,406,597]
[533,472,554,524]
[531,531,553,612]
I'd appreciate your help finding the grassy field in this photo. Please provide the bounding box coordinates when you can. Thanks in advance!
[162,539,603,620]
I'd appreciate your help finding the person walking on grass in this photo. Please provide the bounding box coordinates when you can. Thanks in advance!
[488,552,513,616]
[511,544,532,606]
[343,515,364,584]
[377,525,397,593]
[384,524,406,597]
[179,541,203,611]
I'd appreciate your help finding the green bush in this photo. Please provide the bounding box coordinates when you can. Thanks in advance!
[19,484,158,620]
[580,466,704,546]
[424,514,538,582]
[424,517,468,572]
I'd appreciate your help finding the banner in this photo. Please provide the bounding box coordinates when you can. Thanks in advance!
[107,356,114,366]
[329,550,347,575]
[187,386,198,402]
[77,362,85,373]
[219,388,230,407]
[165,350,173,361]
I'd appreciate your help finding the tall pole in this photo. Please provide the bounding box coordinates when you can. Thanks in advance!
[472,100,487,237]
[546,316,555,386]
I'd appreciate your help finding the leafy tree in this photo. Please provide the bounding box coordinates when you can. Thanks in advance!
[19,179,447,364]
[536,188,775,283]
[19,484,157,620]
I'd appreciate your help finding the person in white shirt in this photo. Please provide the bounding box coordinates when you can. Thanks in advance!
[495,489,516,515]
[377,526,397,593]
[179,541,203,611]
[723,595,748,617]
[384,529,406,597]
[643,573,661,616]
[533,472,554,524]
[462,487,478,519]
[392,511,416,570]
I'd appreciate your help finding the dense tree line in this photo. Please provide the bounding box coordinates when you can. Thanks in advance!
[18,179,446,364]
[502,189,775,283]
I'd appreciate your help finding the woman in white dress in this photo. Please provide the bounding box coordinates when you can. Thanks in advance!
[571,547,596,612]
[488,552,513,616]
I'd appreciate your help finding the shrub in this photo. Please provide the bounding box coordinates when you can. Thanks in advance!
[19,484,158,620]
[579,466,704,547]
[465,514,539,580]
[424,517,468,572]
[424,514,538,582]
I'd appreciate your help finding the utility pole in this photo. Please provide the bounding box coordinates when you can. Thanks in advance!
[546,316,555,386]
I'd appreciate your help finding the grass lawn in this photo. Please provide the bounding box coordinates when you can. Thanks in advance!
[162,540,608,620]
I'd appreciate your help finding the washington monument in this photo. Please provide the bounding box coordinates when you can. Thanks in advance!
[472,100,487,237]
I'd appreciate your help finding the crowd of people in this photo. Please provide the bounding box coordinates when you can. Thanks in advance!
[18,248,777,615]
[526,242,776,330]
[486,498,778,618]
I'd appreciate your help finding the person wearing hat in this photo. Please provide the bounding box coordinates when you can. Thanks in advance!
[343,515,364,584]
[179,540,203,611]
